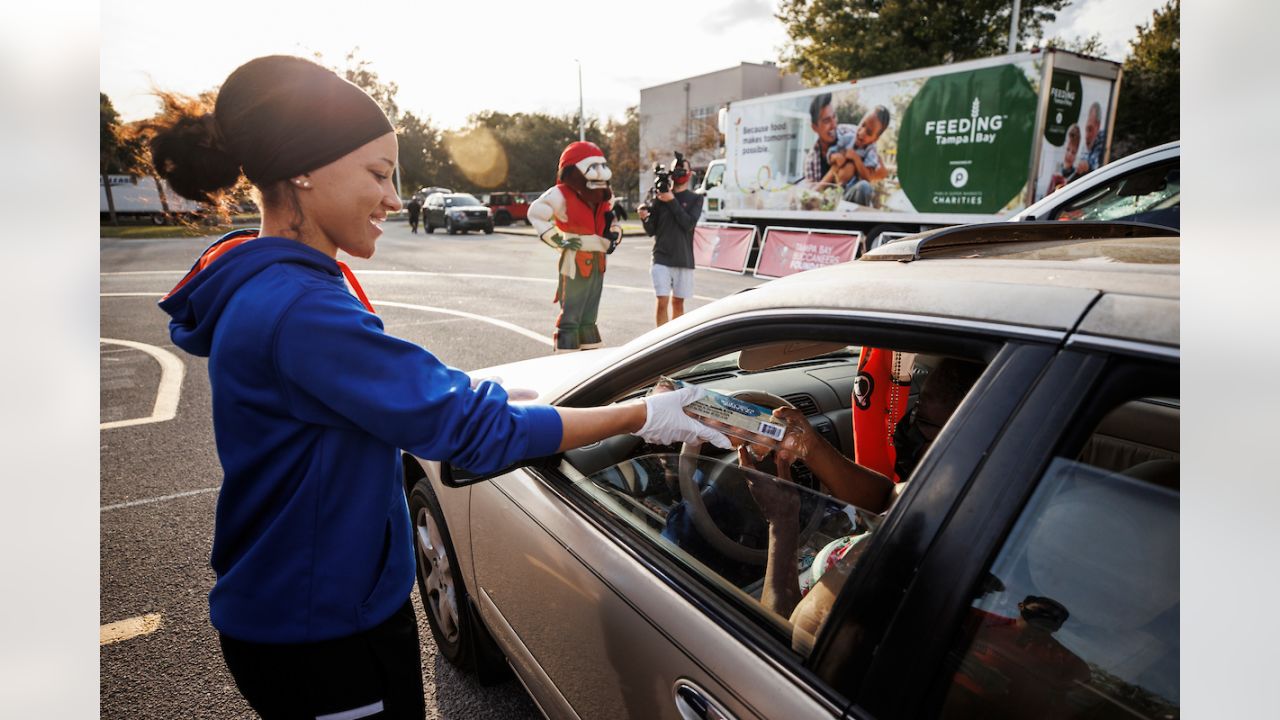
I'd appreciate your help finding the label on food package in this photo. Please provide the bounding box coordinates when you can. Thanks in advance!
[657,377,789,448]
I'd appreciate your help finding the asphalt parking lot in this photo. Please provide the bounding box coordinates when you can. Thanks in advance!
[99,220,759,718]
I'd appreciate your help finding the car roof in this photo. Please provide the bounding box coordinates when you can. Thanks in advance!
[621,223,1179,357]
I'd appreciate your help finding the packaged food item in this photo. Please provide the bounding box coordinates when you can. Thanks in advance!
[653,377,792,450]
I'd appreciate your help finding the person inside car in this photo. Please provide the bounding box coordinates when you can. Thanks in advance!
[740,357,984,652]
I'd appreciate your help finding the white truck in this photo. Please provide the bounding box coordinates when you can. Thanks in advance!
[699,49,1122,249]
[100,174,204,225]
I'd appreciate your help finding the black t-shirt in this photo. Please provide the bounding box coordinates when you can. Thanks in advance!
[643,189,702,268]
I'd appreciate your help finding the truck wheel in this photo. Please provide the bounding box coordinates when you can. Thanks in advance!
[494,211,511,226]
[151,213,168,226]
[446,217,457,235]
[483,224,494,234]
[425,219,434,234]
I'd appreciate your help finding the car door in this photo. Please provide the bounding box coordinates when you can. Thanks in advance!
[830,315,1179,718]
[464,310,1061,719]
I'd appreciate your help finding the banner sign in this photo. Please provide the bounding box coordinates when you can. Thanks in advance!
[1032,71,1117,200]
[722,57,1042,219]
[755,227,862,279]
[693,223,756,274]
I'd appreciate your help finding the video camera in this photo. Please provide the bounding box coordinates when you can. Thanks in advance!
[644,151,687,209]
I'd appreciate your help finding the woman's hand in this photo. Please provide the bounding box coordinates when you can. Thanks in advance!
[638,385,733,449]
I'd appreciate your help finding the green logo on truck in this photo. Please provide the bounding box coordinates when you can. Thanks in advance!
[897,65,1037,213]
[1044,70,1083,146]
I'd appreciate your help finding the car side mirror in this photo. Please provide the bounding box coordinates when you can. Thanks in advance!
[440,454,559,488]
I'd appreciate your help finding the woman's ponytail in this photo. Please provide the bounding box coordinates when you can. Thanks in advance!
[145,92,242,203]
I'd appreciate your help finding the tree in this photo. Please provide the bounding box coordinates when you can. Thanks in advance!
[314,48,400,124]
[1112,0,1179,157]
[777,0,1070,84]
[100,92,147,225]
[465,111,607,192]
[1043,33,1107,58]
[604,107,640,203]
[396,112,457,193]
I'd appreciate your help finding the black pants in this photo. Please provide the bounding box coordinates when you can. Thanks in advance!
[219,600,425,719]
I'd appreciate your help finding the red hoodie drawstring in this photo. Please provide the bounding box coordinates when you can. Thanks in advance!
[165,230,376,314]
[337,262,376,315]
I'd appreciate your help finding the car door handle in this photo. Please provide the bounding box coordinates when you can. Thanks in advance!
[673,679,735,720]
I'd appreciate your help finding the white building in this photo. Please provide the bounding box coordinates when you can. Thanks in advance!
[638,62,802,200]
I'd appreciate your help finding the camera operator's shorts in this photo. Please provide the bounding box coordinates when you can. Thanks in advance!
[651,264,694,299]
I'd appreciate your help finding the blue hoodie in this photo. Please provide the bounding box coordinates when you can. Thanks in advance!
[159,231,563,643]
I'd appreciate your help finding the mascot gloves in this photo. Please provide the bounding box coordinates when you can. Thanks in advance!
[639,385,733,449]
[540,228,582,252]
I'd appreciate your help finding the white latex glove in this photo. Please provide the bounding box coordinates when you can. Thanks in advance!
[638,385,733,450]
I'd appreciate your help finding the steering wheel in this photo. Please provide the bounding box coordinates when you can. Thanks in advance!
[677,390,826,565]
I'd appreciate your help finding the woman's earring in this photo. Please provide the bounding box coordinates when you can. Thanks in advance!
[292,178,311,189]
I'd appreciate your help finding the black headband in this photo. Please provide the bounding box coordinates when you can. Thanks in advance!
[215,56,393,186]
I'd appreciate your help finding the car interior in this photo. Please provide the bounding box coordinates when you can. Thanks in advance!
[563,335,995,656]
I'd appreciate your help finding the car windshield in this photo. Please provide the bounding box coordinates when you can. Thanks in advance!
[445,195,482,207]
[1053,160,1180,226]
[572,452,882,654]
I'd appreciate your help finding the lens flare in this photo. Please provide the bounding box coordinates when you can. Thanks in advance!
[445,127,508,188]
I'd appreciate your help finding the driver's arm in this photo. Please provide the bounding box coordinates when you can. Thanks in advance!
[741,446,803,618]
[773,407,894,513]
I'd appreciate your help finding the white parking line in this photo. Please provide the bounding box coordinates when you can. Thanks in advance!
[100,269,724,301]
[102,486,219,512]
[375,301,551,346]
[101,293,554,346]
[100,613,163,646]
[100,339,185,430]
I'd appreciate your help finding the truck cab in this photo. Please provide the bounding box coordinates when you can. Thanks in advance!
[699,159,729,222]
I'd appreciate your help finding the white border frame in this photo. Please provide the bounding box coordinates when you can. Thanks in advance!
[753,225,864,280]
[693,222,758,275]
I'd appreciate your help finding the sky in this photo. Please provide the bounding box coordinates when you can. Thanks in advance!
[101,0,1166,131]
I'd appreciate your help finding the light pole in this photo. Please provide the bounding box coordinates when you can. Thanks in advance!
[1008,0,1021,53]
[576,59,585,142]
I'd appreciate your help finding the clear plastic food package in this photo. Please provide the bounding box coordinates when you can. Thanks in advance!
[653,377,792,450]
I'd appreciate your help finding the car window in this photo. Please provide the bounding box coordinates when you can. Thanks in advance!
[1050,159,1179,227]
[936,397,1179,719]
[573,453,882,657]
[563,339,995,659]
[445,195,482,207]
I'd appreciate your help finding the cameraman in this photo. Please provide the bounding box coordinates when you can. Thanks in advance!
[639,154,702,327]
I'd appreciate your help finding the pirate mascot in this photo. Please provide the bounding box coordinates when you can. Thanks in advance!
[528,141,622,352]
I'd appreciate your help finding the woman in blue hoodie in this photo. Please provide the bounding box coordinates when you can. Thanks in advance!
[150,55,728,720]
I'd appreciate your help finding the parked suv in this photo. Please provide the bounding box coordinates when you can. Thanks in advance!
[423,193,494,235]
[404,221,1181,719]
[483,192,531,226]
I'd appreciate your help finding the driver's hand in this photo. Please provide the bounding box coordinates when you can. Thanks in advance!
[638,385,733,449]
[740,446,800,525]
[772,406,823,465]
